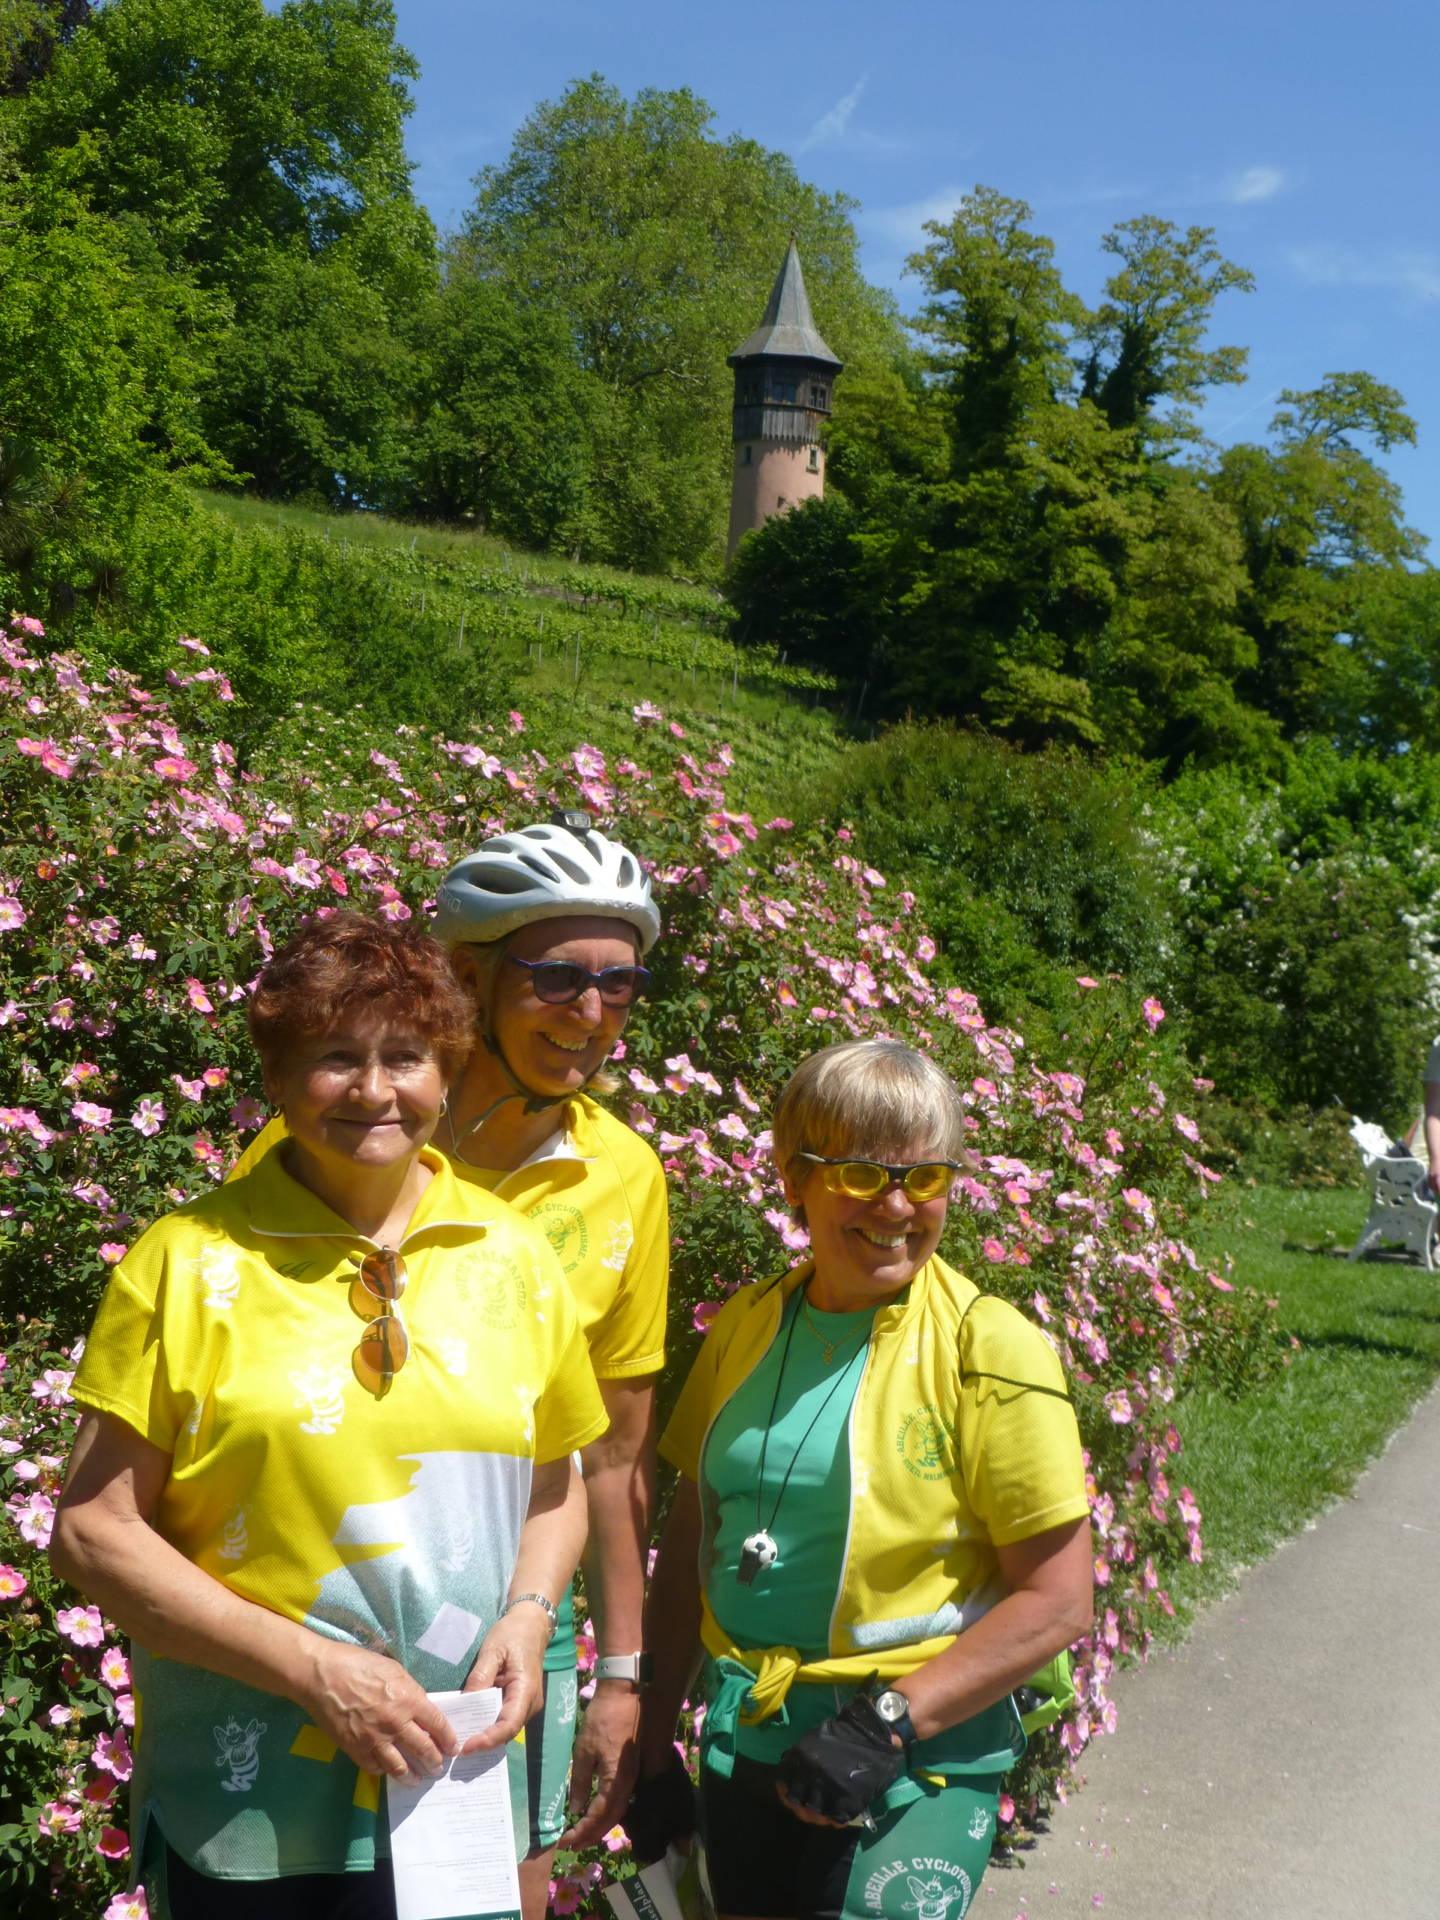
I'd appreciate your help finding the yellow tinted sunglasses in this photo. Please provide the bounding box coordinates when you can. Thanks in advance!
[794,1153,960,1203]
[348,1248,409,1398]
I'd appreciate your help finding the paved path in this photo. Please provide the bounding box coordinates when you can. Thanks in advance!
[979,1384,1440,1919]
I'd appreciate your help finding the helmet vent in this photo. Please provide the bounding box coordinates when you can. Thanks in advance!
[432,823,662,952]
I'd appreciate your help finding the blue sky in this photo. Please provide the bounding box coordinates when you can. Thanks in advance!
[391,0,1437,549]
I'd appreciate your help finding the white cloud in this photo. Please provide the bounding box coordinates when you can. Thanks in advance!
[1226,164,1288,204]
[860,185,970,249]
[799,76,868,153]
[1289,245,1440,304]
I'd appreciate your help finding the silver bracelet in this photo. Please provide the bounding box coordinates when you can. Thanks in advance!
[500,1592,559,1640]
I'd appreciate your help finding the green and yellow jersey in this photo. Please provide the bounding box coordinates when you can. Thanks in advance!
[74,1144,606,1880]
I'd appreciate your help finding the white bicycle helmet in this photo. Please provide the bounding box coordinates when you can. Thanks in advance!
[434,822,662,953]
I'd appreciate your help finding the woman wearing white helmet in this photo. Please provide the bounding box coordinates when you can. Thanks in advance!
[431,818,668,1916]
[231,819,669,1917]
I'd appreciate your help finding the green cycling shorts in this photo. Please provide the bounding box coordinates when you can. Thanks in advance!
[699,1754,1002,1920]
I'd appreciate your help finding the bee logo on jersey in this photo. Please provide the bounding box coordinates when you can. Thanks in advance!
[196,1245,242,1311]
[600,1219,633,1273]
[531,1200,589,1275]
[291,1364,346,1435]
[864,1859,972,1920]
[214,1717,267,1793]
[454,1249,529,1329]
[218,1506,249,1561]
[896,1405,955,1482]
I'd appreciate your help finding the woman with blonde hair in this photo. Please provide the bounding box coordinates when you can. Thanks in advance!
[630,1039,1092,1920]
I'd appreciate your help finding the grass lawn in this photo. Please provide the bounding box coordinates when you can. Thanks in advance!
[1165,1182,1440,1626]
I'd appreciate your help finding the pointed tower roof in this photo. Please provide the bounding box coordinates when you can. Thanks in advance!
[728,240,841,368]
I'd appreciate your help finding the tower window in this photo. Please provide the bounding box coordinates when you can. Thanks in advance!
[772,379,798,404]
[807,447,820,472]
[810,384,827,408]
[742,445,752,464]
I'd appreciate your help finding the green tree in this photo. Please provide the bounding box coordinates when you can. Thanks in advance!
[1078,216,1253,442]
[406,262,601,549]
[1179,860,1428,1123]
[911,186,1083,472]
[0,132,224,614]
[727,356,947,683]
[1218,373,1425,741]
[450,75,901,572]
[727,494,880,680]
[873,190,1113,729]
[802,724,1172,1031]
[1,0,89,95]
[895,200,1259,749]
[1345,565,1440,753]
[17,0,436,501]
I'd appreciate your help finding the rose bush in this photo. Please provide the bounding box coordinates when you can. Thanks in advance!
[0,615,1285,1913]
[0,1320,139,1916]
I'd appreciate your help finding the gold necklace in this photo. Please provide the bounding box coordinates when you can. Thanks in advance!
[800,1295,854,1365]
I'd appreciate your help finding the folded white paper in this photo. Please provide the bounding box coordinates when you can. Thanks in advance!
[386,1688,520,1920]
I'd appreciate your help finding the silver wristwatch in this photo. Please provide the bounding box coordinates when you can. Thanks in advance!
[872,1687,918,1747]
[594,1652,654,1686]
[500,1592,559,1640]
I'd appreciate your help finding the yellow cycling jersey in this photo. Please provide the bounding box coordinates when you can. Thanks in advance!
[662,1254,1089,1661]
[74,1143,607,1878]
[232,1091,668,1381]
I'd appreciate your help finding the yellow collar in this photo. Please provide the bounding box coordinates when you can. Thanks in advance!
[242,1142,490,1250]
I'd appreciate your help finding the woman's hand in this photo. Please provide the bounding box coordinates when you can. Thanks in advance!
[300,1639,459,1782]
[776,1694,905,1828]
[623,1745,697,1863]
[561,1679,641,1848]
[458,1605,551,1752]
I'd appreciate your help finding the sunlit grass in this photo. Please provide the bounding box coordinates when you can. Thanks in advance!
[199,488,719,594]
[195,489,850,817]
[1166,1183,1440,1625]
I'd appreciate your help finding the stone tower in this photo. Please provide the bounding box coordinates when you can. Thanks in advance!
[726,240,842,562]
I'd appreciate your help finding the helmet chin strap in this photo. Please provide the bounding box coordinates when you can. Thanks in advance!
[447,954,607,1154]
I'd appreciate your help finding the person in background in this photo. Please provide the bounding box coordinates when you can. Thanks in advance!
[234,817,669,1918]
[52,912,606,1919]
[629,1039,1092,1920]
[1421,1040,1440,1192]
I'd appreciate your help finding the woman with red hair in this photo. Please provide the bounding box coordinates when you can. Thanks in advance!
[53,913,606,1920]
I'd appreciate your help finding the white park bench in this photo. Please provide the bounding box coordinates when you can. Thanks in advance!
[1348,1118,1438,1271]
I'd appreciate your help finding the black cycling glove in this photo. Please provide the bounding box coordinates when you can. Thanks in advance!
[623,1747,697,1863]
[776,1693,907,1824]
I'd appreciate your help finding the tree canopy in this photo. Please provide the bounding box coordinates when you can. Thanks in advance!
[730,187,1432,771]
[3,14,1433,762]
[433,75,903,569]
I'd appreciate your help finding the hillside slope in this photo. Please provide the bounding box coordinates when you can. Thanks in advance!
[198,493,849,815]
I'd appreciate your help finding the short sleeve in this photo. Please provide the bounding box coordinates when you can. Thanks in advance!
[1425,1038,1440,1086]
[72,1234,187,1454]
[533,1319,608,1463]
[959,1300,1090,1548]
[658,1311,729,1481]
[587,1143,669,1380]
